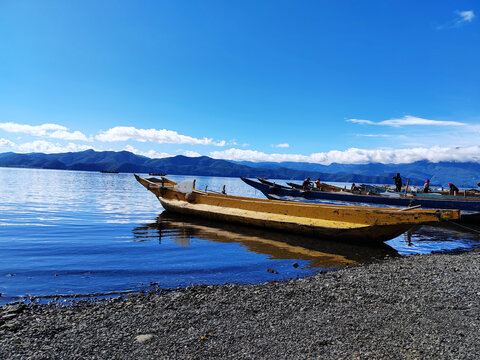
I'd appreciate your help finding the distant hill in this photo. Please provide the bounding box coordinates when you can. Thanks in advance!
[1,150,479,186]
[0,150,411,185]
[0,152,14,159]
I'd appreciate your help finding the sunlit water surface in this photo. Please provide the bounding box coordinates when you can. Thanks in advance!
[1,168,479,304]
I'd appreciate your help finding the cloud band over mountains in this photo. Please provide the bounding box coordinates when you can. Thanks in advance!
[1,118,480,164]
[210,146,480,164]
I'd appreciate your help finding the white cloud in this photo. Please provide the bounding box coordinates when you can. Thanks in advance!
[96,126,226,146]
[348,119,374,125]
[183,150,202,157]
[457,10,475,23]
[210,146,480,165]
[437,10,475,29]
[210,148,310,163]
[348,115,465,127]
[0,122,63,136]
[15,140,96,153]
[123,145,172,159]
[49,129,89,141]
[271,143,290,148]
[0,122,89,141]
[0,138,15,148]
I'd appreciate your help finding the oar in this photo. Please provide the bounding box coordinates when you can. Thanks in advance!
[398,205,422,211]
[404,178,410,194]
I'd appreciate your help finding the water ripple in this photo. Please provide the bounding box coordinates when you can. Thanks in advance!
[1,168,479,304]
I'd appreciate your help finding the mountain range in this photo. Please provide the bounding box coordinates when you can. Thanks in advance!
[1,150,479,187]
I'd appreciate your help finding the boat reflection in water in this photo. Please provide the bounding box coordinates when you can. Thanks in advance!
[393,222,480,255]
[130,213,480,290]
[133,212,400,271]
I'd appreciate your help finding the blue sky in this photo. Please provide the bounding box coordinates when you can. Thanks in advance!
[1,1,479,164]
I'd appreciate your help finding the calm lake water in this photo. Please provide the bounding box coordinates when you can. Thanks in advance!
[1,168,479,304]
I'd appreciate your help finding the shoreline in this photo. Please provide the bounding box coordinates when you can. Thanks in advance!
[2,248,480,359]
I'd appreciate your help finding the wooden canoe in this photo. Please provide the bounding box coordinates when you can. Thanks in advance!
[287,181,347,192]
[360,184,388,194]
[414,190,480,198]
[287,181,381,195]
[256,178,291,190]
[242,177,480,218]
[135,175,460,243]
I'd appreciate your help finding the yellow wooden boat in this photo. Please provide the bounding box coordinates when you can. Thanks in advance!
[134,175,461,243]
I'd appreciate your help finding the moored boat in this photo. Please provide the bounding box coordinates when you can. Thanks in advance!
[360,184,388,194]
[287,181,347,192]
[256,178,291,189]
[241,177,480,222]
[413,190,480,198]
[135,175,460,243]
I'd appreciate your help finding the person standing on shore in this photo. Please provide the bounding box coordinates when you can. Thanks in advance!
[448,182,459,196]
[393,173,402,192]
[423,179,430,193]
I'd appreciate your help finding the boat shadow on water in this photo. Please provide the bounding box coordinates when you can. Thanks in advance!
[133,212,401,270]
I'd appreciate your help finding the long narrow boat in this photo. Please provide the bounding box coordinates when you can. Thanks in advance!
[256,178,292,190]
[135,175,460,243]
[288,181,388,195]
[360,184,388,194]
[100,170,119,174]
[413,191,480,198]
[241,177,480,221]
[287,181,347,193]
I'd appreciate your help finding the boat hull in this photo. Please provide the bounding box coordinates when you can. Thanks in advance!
[158,197,413,243]
[135,175,460,244]
[242,177,480,213]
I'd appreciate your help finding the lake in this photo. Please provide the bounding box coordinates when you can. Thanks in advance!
[1,167,479,305]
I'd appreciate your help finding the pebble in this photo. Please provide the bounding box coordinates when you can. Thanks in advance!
[135,334,154,343]
[1,248,480,359]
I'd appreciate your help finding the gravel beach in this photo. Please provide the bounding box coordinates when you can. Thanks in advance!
[1,248,479,359]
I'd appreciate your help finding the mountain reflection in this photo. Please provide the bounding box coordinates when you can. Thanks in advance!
[132,212,399,269]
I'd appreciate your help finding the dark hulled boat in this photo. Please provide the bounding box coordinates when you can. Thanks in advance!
[241,177,480,222]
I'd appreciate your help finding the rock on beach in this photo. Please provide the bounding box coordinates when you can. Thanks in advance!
[1,248,480,359]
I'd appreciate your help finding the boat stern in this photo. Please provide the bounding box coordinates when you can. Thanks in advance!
[435,209,462,222]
